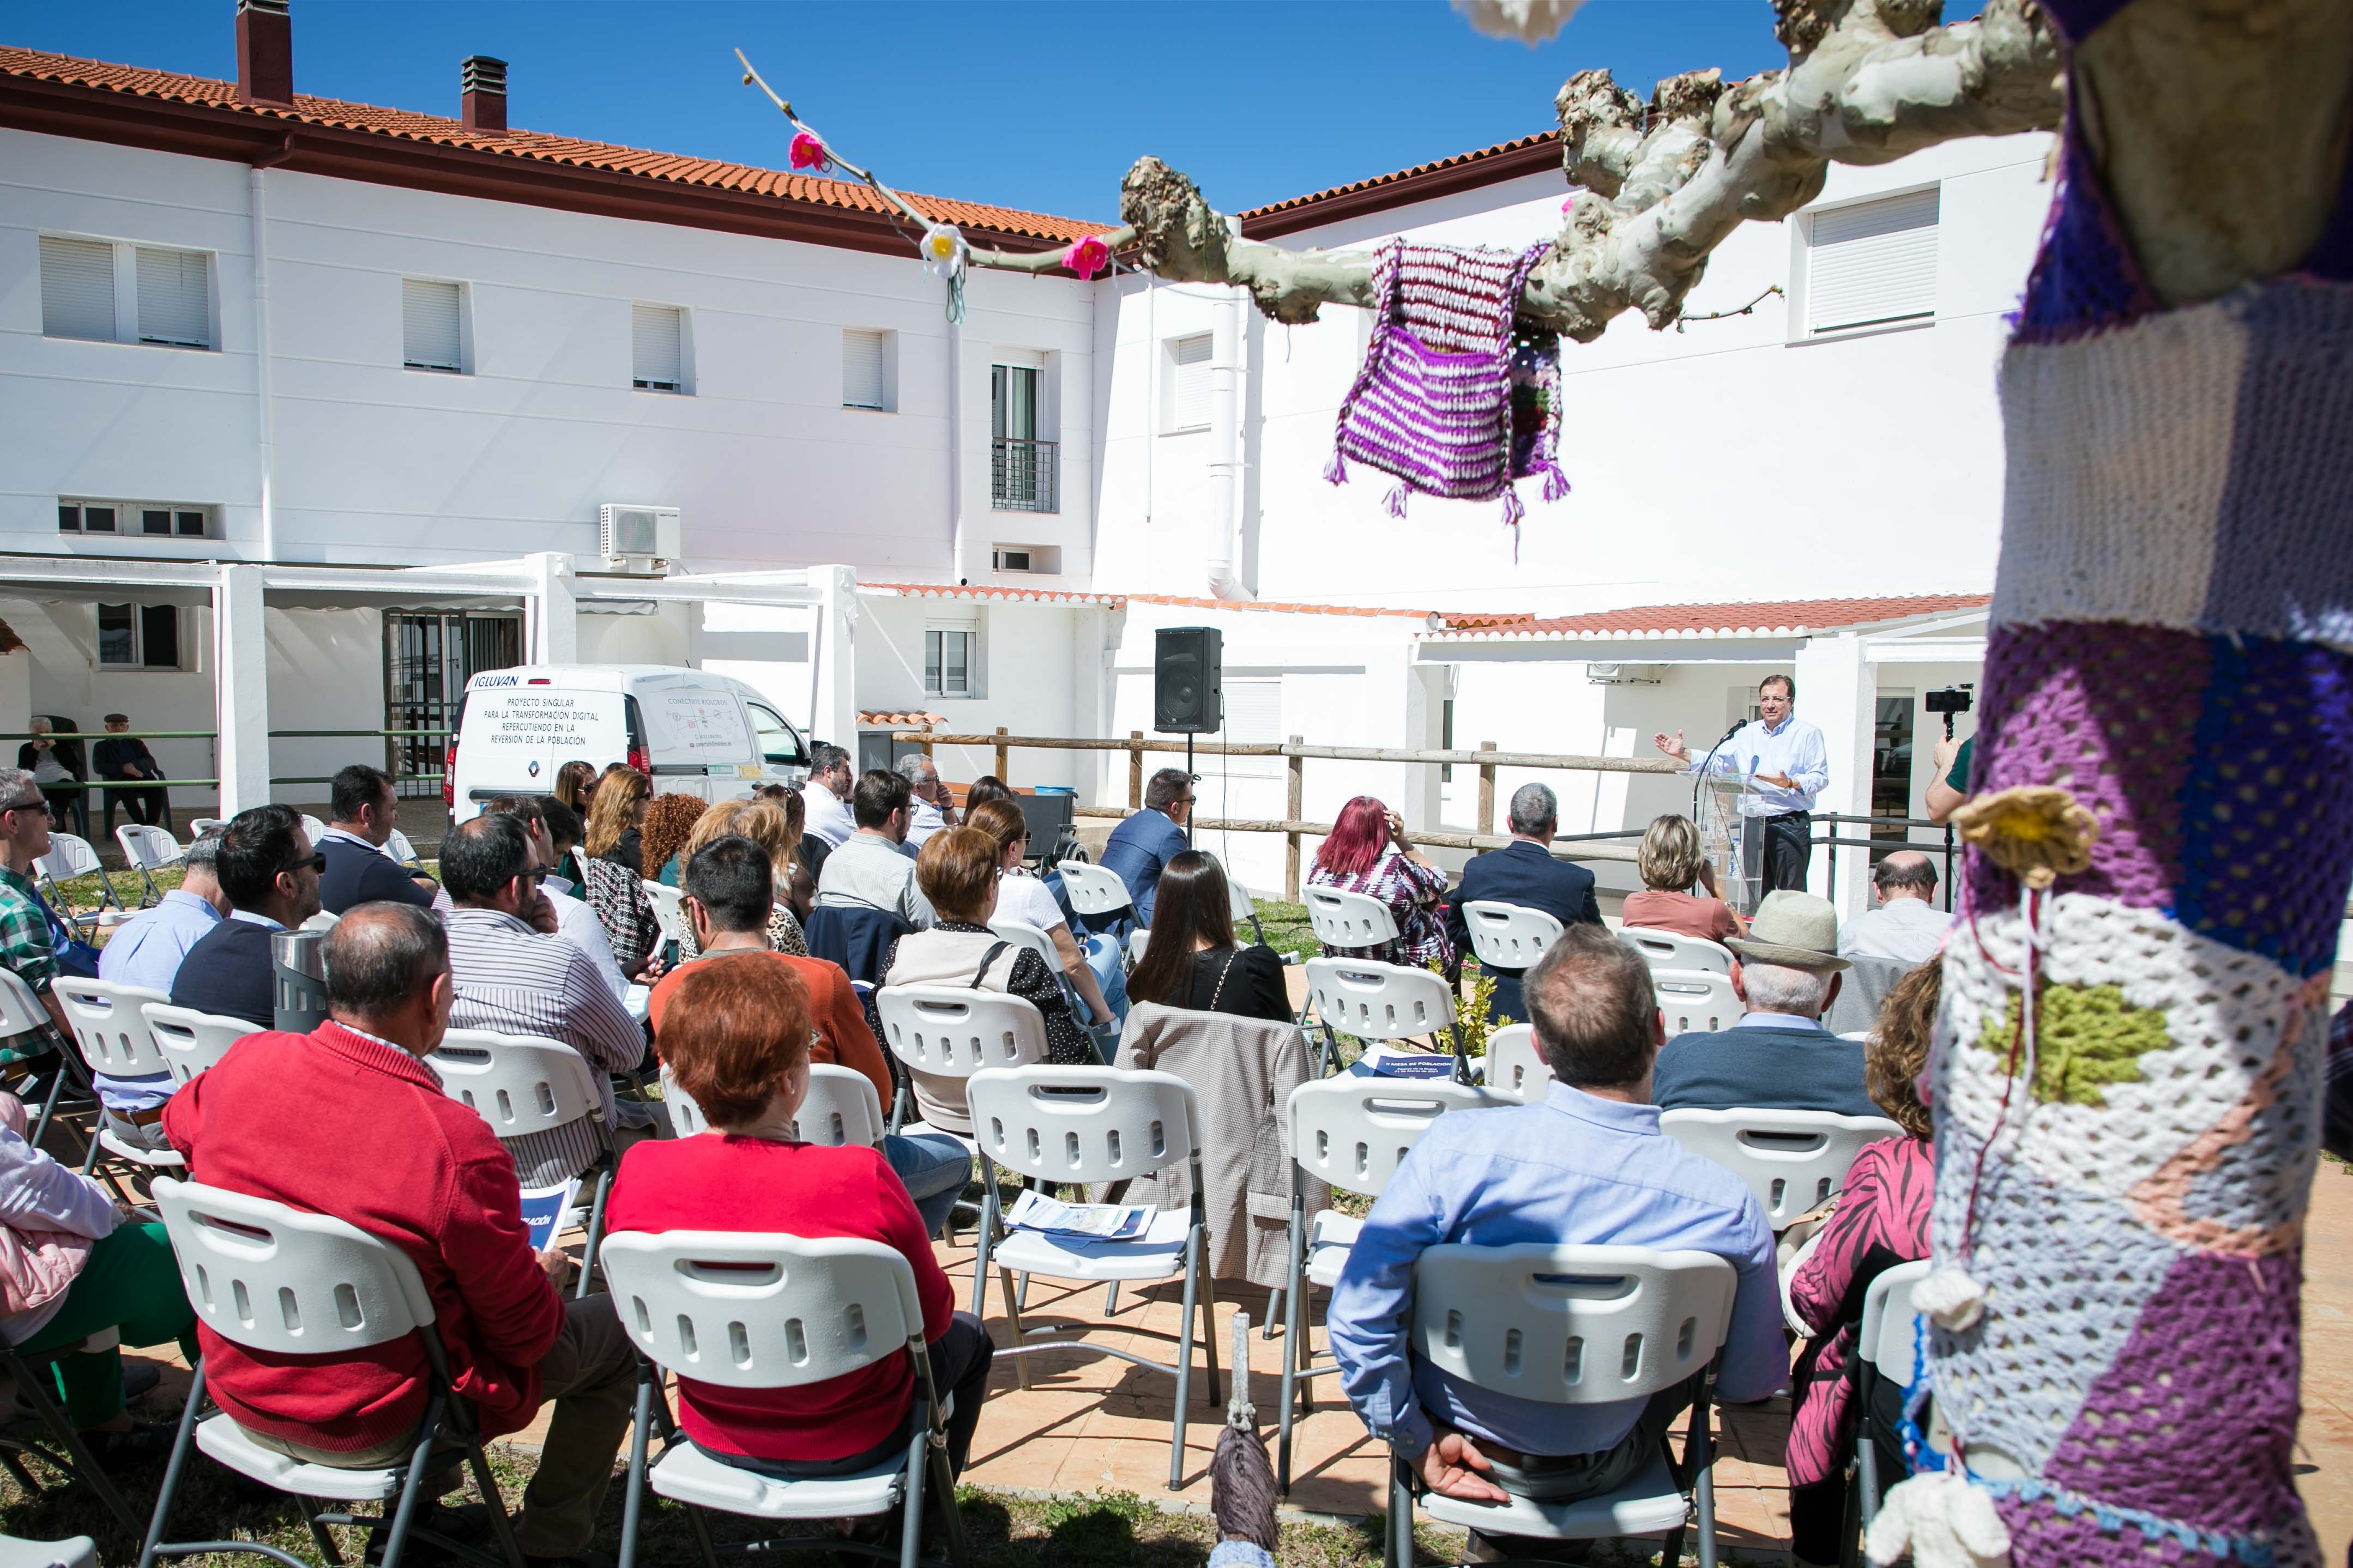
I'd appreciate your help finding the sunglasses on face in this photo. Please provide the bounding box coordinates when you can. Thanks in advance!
[0,797,45,817]
[281,851,327,877]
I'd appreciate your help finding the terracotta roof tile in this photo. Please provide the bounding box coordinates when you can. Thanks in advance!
[865,583,1126,608]
[858,710,947,729]
[1239,131,1555,219]
[0,46,1109,244]
[864,583,1502,622]
[1432,594,1990,639]
[1237,131,1561,238]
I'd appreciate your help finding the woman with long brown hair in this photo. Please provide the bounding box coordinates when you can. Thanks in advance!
[584,765,651,874]
[675,799,810,958]
[1127,851,1290,1023]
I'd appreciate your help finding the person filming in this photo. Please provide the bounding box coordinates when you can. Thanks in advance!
[1653,673,1827,900]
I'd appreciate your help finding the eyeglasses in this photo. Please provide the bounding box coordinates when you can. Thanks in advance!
[281,851,327,877]
[0,796,45,815]
[514,866,552,885]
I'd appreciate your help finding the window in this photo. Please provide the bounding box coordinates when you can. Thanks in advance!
[97,604,181,669]
[991,544,1061,574]
[632,303,684,392]
[1221,677,1282,775]
[746,701,806,766]
[135,247,211,347]
[58,499,212,540]
[991,363,1056,512]
[40,237,115,342]
[842,328,889,410]
[1804,186,1939,336]
[1169,333,1212,431]
[40,238,214,349]
[924,628,972,698]
[402,279,463,372]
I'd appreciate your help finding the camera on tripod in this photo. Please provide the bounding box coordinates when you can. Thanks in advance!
[1926,685,1974,737]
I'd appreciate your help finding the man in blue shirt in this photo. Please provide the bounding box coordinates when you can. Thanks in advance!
[1329,926,1785,1555]
[95,830,228,1149]
[1654,673,1828,898]
[1096,767,1193,933]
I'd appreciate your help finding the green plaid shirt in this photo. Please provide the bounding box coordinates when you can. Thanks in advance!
[0,863,59,994]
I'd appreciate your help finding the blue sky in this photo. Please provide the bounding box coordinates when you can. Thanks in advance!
[0,1,1801,222]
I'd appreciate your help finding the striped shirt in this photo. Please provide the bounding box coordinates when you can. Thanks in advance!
[444,906,647,1186]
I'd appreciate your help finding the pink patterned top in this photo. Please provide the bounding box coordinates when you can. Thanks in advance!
[1307,847,1453,970]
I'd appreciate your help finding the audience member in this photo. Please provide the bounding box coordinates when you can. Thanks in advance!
[0,1089,195,1469]
[1651,891,1878,1117]
[756,784,826,893]
[94,830,228,1147]
[1307,796,1452,972]
[1787,960,1939,1568]
[642,794,707,888]
[964,776,1015,810]
[316,764,436,912]
[816,770,935,929]
[93,714,171,832]
[0,768,79,1048]
[1926,733,1974,827]
[1620,813,1744,946]
[486,797,631,1005]
[607,958,994,1485]
[803,743,857,850]
[168,805,322,1030]
[966,799,1120,1027]
[1837,851,1949,965]
[650,837,972,1237]
[1097,767,1193,933]
[577,768,661,977]
[675,801,809,959]
[440,814,651,1185]
[1654,674,1825,898]
[165,904,635,1567]
[1127,852,1290,1024]
[550,762,596,884]
[896,754,958,849]
[1328,926,1783,1557]
[882,827,1088,1135]
[584,766,650,876]
[1443,782,1601,1021]
[19,719,86,838]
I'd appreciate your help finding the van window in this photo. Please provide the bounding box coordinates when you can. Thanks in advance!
[641,688,753,761]
[746,701,806,766]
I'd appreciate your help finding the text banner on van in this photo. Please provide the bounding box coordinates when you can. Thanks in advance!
[465,689,626,758]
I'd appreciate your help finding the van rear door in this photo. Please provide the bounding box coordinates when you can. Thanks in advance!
[456,679,629,815]
[635,679,758,802]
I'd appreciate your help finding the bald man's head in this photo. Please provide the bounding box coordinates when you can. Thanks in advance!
[324,903,448,1016]
[1873,850,1938,903]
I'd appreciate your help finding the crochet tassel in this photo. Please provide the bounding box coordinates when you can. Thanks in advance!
[1867,1473,2012,1568]
[1500,487,1524,530]
[1541,462,1572,503]
[1323,449,1348,486]
[1384,484,1410,519]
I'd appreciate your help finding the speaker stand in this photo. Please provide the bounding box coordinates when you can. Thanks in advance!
[1184,732,1195,848]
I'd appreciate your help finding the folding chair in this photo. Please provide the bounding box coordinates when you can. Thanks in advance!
[1302,886,1398,953]
[874,986,1045,1262]
[0,1534,95,1568]
[184,819,227,840]
[601,1231,968,1568]
[1274,1076,1505,1493]
[52,978,179,1188]
[1056,862,1138,966]
[426,1030,616,1298]
[0,1330,144,1536]
[1481,1022,1551,1101]
[1654,968,1741,1034]
[988,918,1112,1063]
[1386,1243,1738,1568]
[1621,927,1735,976]
[1302,955,1467,1080]
[34,836,117,930]
[384,829,421,869]
[789,1064,886,1147]
[1659,1108,1904,1230]
[113,825,184,908]
[641,881,688,954]
[0,969,90,1153]
[139,1178,527,1568]
[1851,1257,1932,1553]
[964,1064,1220,1490]
[298,815,330,851]
[1459,901,1564,972]
[139,1004,259,1087]
[1201,852,1267,946]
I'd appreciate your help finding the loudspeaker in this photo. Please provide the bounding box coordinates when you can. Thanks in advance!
[1154,626,1222,734]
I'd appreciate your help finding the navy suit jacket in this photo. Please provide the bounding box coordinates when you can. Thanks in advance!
[1098,809,1188,928]
[318,836,433,915]
[1445,839,1602,1022]
[1651,1022,1879,1118]
[168,917,277,1029]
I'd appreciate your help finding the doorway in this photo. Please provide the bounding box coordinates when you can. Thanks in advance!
[383,611,523,797]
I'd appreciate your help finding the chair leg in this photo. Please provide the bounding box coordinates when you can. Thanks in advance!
[13,1350,139,1536]
[969,1183,999,1319]
[576,1163,613,1301]
[617,1369,655,1568]
[645,1387,721,1568]
[1199,1267,1222,1409]
[463,1436,525,1568]
[1386,1454,1413,1568]
[1692,1392,1718,1568]
[897,1407,928,1568]
[996,1268,1033,1392]
[373,1394,449,1568]
[1168,1226,1202,1491]
[138,1359,211,1568]
[1,1449,43,1494]
[1262,1286,1281,1340]
[1838,1458,1865,1568]
[929,1432,970,1568]
[299,1498,345,1566]
[1102,1281,1120,1316]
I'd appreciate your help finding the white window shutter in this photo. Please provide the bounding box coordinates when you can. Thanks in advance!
[842,329,885,409]
[40,237,117,342]
[632,304,683,390]
[1807,187,1940,335]
[1220,677,1282,773]
[135,246,211,347]
[1172,334,1212,430]
[403,279,462,371]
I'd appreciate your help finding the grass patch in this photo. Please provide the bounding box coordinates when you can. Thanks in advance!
[1246,900,1318,964]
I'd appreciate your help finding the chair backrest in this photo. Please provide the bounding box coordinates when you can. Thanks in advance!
[1304,956,1455,1042]
[151,1176,436,1355]
[1621,926,1735,976]
[0,971,47,1043]
[1460,901,1565,971]
[1653,968,1740,1035]
[659,1064,710,1137]
[35,834,100,882]
[987,919,1063,983]
[384,828,420,868]
[52,977,171,1080]
[1304,886,1400,949]
[186,818,227,839]
[1411,1243,1738,1406]
[874,984,1048,1081]
[1659,1107,1906,1228]
[788,1063,886,1147]
[642,881,688,946]
[426,1029,601,1143]
[140,1003,259,1084]
[299,910,341,933]
[114,824,183,872]
[1859,1257,1932,1380]
[299,815,330,851]
[1057,861,1133,918]
[600,1230,923,1390]
[1483,1022,1553,1102]
[965,1064,1198,1184]
[1286,1075,1505,1198]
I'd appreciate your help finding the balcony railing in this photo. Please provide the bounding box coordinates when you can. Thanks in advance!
[992,437,1058,513]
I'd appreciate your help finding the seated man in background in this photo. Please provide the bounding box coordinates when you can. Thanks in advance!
[92,714,170,832]
[485,796,631,1004]
[896,753,958,851]
[1096,767,1193,935]
[316,764,437,913]
[1442,782,1602,1022]
[94,829,228,1148]
[167,806,322,1030]
[1651,891,1877,1117]
[165,904,634,1568]
[1836,851,1948,966]
[814,770,934,930]
[1328,926,1785,1561]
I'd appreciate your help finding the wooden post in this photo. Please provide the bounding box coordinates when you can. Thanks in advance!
[1286,735,1305,901]
[994,727,1010,783]
[1129,731,1144,810]
[1477,741,1498,837]
[920,735,935,760]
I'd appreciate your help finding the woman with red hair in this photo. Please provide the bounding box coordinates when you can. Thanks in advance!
[1306,796,1452,970]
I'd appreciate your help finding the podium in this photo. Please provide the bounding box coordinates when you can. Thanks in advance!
[1694,765,1770,918]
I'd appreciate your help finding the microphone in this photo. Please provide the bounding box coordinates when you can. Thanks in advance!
[1712,719,1745,748]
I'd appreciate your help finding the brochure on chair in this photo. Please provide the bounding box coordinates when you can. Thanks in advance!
[1004,1190,1155,1242]
[519,1177,582,1253]
[1348,1043,1456,1080]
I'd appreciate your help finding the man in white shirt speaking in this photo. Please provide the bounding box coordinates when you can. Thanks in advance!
[1653,673,1827,899]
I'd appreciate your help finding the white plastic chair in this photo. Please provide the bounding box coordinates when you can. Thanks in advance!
[426,1030,616,1298]
[1654,967,1741,1034]
[1854,1258,1933,1532]
[384,828,421,868]
[1303,955,1467,1077]
[874,984,1048,1143]
[51,979,179,1179]
[964,1063,1218,1491]
[141,1177,527,1568]
[34,834,116,927]
[297,813,328,846]
[0,1535,95,1568]
[657,1064,710,1137]
[1303,885,1399,951]
[1055,860,1134,921]
[1388,1244,1738,1568]
[641,880,687,949]
[139,1004,258,1087]
[1482,1022,1552,1102]
[786,1063,886,1147]
[989,917,1106,1060]
[0,969,81,1149]
[1275,1075,1507,1492]
[600,1231,968,1568]
[1621,925,1735,976]
[185,819,227,840]
[299,910,340,934]
[1459,900,1564,971]
[1660,1107,1905,1230]
[113,825,183,906]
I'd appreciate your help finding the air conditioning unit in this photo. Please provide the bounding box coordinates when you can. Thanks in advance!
[596,504,680,570]
[992,547,1034,573]
[1586,662,1663,686]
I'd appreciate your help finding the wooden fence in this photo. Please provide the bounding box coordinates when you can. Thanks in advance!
[894,728,1683,899]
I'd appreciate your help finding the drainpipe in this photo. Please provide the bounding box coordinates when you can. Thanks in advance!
[946,306,966,583]
[1205,282,1252,601]
[249,161,281,561]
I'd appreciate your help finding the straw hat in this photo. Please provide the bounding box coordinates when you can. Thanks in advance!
[1724,889,1851,971]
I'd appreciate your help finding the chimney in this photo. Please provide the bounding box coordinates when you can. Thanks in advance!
[461,56,508,136]
[234,0,293,107]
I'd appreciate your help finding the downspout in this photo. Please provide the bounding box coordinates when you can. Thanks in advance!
[248,146,288,562]
[1205,280,1252,601]
[946,303,965,583]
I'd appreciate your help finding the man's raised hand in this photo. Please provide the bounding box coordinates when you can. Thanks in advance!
[1653,729,1687,761]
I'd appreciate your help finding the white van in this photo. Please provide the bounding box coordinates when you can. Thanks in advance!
[444,665,809,821]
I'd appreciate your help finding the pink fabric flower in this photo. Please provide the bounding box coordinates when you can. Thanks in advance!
[1063,234,1111,280]
[789,131,829,174]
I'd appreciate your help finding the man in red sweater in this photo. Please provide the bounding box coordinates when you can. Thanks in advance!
[164,902,635,1568]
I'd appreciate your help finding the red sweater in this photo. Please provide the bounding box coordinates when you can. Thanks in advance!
[606,1134,952,1461]
[161,1022,565,1450]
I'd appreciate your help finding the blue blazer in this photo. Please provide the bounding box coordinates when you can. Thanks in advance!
[1444,839,1602,1022]
[1097,809,1188,929]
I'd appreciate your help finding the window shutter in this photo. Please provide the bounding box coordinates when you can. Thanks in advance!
[40,238,116,342]
[403,279,462,371]
[1221,677,1282,772]
[1806,187,1940,335]
[842,329,886,409]
[1172,334,1212,429]
[135,247,211,347]
[632,304,683,390]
